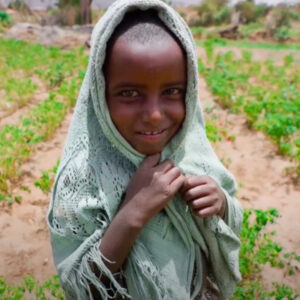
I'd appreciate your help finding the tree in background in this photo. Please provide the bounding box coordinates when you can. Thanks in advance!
[197,0,231,26]
[80,0,92,24]
[59,0,91,25]
[235,0,269,24]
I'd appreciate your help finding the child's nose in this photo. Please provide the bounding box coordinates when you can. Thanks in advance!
[142,97,163,125]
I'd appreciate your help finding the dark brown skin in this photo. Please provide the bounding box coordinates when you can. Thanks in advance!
[98,36,226,278]
[104,36,186,155]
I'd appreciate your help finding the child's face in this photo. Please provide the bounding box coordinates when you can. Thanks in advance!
[105,36,186,155]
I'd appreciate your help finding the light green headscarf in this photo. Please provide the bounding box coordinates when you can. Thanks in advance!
[47,0,243,299]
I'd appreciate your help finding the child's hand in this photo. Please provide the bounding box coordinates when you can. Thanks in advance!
[181,175,226,218]
[122,153,184,228]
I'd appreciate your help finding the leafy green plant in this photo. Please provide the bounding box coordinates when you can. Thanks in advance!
[205,120,223,143]
[203,39,215,62]
[34,161,59,194]
[234,208,300,299]
[274,26,291,42]
[0,11,12,27]
[0,275,64,299]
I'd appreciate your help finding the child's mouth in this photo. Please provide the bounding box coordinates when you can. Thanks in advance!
[137,129,166,140]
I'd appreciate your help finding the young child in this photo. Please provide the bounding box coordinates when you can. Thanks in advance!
[47,1,243,299]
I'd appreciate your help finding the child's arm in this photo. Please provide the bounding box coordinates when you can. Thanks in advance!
[99,153,184,273]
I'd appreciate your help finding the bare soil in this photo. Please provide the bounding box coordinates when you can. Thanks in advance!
[0,113,72,284]
[0,45,299,294]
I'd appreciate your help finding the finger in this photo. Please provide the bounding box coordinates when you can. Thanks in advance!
[181,175,191,193]
[163,166,182,183]
[188,195,214,211]
[141,153,161,168]
[183,184,210,202]
[181,175,208,193]
[169,174,185,195]
[154,159,174,174]
[194,206,218,218]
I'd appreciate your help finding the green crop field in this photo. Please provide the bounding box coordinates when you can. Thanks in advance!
[0,37,299,299]
[199,41,300,177]
[0,38,88,204]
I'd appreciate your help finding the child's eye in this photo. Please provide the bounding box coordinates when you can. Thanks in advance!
[163,88,183,96]
[119,90,139,97]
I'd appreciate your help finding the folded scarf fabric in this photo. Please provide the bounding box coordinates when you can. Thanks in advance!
[46,0,243,299]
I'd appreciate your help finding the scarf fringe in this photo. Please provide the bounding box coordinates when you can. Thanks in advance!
[60,239,130,300]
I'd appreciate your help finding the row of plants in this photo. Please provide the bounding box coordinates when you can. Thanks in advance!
[0,274,64,300]
[0,208,299,299]
[203,95,300,297]
[233,208,300,299]
[0,38,88,204]
[195,38,300,51]
[0,38,86,116]
[198,43,300,176]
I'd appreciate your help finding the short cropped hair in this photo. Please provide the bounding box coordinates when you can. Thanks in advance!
[103,9,184,76]
[110,9,175,46]
[104,9,184,59]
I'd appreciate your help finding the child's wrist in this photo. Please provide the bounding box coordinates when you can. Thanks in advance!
[118,200,147,230]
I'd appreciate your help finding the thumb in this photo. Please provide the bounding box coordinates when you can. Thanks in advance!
[181,175,191,193]
[141,153,161,168]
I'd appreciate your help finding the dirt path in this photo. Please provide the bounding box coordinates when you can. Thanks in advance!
[0,112,72,284]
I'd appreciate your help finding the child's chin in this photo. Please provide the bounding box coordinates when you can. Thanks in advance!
[136,146,163,156]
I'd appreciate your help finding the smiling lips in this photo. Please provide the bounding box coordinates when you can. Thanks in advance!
[137,129,166,139]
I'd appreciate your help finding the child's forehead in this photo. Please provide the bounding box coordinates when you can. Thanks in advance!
[107,36,186,71]
[104,36,187,89]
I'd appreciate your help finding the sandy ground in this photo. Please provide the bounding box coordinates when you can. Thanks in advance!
[0,113,72,284]
[0,47,299,294]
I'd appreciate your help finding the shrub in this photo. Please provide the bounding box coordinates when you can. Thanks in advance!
[215,7,232,25]
[274,7,292,28]
[253,4,270,20]
[235,1,257,24]
[274,26,291,42]
[264,7,293,37]
[197,0,230,26]
[0,11,12,27]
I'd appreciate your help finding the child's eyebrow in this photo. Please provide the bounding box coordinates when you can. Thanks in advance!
[162,81,187,88]
[112,83,146,89]
[112,81,186,89]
